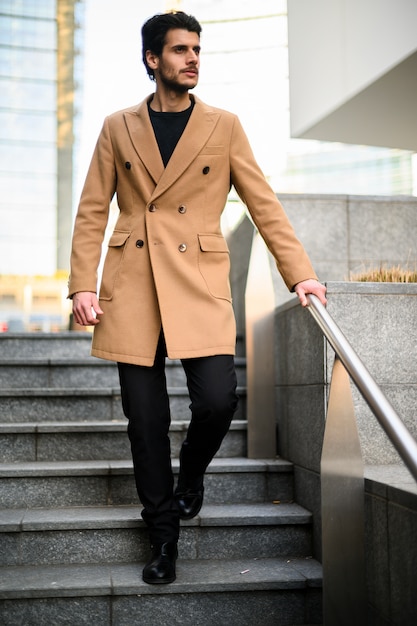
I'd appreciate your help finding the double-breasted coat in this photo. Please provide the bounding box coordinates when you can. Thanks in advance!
[68,95,318,366]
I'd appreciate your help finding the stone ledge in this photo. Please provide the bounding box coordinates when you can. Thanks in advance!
[0,557,322,600]
[0,456,292,478]
[0,419,247,434]
[0,386,246,397]
[0,502,311,533]
[365,463,417,508]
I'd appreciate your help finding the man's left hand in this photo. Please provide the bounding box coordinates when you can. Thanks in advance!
[294,279,327,307]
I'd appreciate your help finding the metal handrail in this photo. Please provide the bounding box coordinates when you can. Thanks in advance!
[307,293,417,482]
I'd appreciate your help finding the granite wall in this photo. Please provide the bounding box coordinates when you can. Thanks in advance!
[273,282,417,624]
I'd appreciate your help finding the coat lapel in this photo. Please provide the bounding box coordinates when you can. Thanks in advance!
[150,96,220,201]
[123,97,164,185]
[124,95,220,200]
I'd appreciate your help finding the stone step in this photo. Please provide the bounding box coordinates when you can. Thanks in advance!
[0,457,294,509]
[0,557,323,625]
[0,387,247,423]
[0,332,93,359]
[0,357,247,389]
[1,502,313,567]
[0,419,247,462]
[0,332,246,361]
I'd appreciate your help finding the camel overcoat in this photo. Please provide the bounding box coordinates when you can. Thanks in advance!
[68,95,318,366]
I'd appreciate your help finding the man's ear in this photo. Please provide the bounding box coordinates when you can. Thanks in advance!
[145,50,159,72]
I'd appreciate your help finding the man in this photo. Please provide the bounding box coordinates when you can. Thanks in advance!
[69,11,327,585]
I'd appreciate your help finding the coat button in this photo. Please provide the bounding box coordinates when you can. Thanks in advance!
[178,205,186,214]
[135,239,144,248]
[202,166,210,175]
[125,162,131,169]
[148,204,156,212]
[178,243,187,252]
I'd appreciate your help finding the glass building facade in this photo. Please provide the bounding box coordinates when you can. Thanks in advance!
[0,0,82,276]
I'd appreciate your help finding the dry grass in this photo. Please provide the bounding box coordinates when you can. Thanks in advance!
[349,265,417,283]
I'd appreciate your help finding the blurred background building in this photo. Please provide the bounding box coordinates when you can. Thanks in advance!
[0,0,416,331]
[0,0,84,330]
[285,0,417,194]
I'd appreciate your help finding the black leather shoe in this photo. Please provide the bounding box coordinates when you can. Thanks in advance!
[142,542,178,584]
[175,486,204,520]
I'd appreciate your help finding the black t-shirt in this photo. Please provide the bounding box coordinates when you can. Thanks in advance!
[148,99,195,167]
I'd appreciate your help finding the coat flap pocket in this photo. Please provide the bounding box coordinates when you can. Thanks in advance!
[198,234,229,253]
[199,145,224,155]
[108,230,131,247]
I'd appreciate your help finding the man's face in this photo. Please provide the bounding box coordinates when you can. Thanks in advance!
[149,28,201,93]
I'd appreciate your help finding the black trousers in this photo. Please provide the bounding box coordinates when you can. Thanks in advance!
[117,333,239,545]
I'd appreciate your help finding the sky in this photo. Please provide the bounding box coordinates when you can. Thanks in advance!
[76,0,290,197]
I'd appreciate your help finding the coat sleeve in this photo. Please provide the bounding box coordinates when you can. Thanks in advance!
[68,117,117,298]
[228,115,318,291]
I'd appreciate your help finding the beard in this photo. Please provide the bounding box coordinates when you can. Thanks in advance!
[159,69,197,94]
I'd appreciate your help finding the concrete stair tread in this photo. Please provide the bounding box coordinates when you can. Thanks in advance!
[0,557,322,599]
[0,502,310,533]
[0,357,247,366]
[0,358,108,366]
[0,387,178,396]
[0,456,292,477]
[0,457,295,509]
[0,457,293,478]
[0,386,246,402]
[0,419,247,433]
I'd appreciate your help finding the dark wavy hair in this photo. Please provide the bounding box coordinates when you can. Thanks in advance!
[142,11,202,80]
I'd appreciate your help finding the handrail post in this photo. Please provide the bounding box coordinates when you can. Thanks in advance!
[321,356,367,625]
[245,231,276,458]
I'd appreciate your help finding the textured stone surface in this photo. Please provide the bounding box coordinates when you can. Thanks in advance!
[325,283,417,464]
[0,558,323,625]
[0,458,294,509]
[365,464,417,501]
[36,430,130,462]
[0,596,109,626]
[200,502,310,526]
[0,562,112,598]
[348,197,417,266]
[0,420,244,462]
[19,528,146,566]
[294,466,323,559]
[49,361,119,388]
[0,326,323,623]
[0,475,111,509]
[112,589,305,626]
[0,388,247,423]
[0,431,36,462]
[0,500,313,567]
[273,279,417,625]
[388,500,417,625]
[0,390,115,422]
[365,490,390,622]
[276,385,325,474]
[274,302,325,386]
[0,356,246,389]
[0,362,50,388]
[0,333,93,359]
[364,465,417,626]
[269,194,351,305]
[196,525,311,560]
[266,193,417,306]
[274,283,417,467]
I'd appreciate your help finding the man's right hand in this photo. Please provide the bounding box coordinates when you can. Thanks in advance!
[72,292,103,326]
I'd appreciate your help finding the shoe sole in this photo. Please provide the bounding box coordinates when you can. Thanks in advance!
[143,575,176,584]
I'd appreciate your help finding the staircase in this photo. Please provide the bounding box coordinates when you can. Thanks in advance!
[0,333,322,626]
